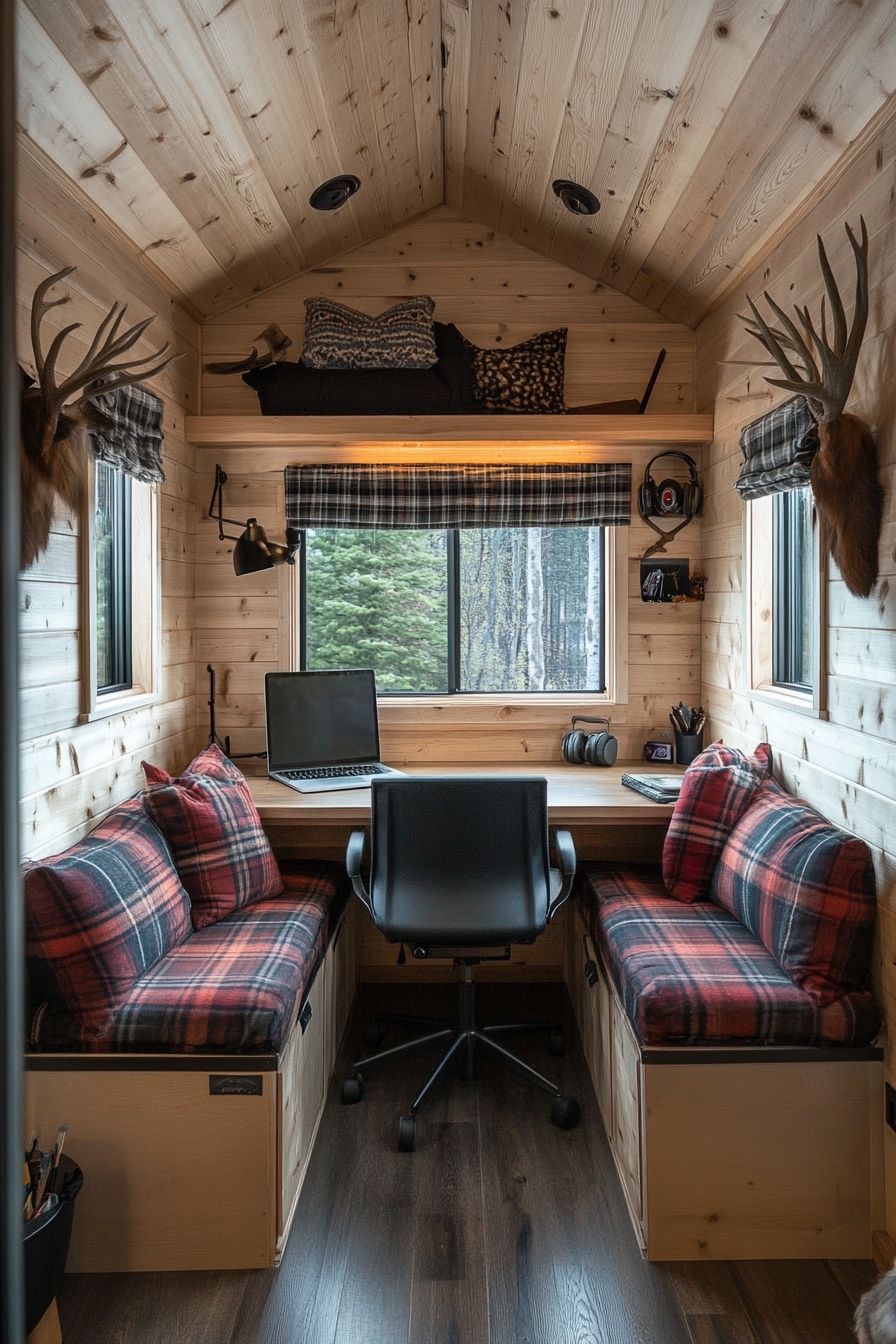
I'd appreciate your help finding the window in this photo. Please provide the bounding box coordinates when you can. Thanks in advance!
[82,458,159,720]
[95,462,132,693]
[746,486,823,711]
[772,486,813,691]
[300,526,607,694]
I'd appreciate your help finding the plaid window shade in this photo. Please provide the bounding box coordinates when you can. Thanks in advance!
[735,396,818,500]
[284,462,631,530]
[88,384,166,484]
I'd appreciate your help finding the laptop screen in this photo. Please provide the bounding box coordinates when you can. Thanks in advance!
[265,669,382,771]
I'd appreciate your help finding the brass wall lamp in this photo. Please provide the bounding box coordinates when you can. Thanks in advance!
[209,464,301,576]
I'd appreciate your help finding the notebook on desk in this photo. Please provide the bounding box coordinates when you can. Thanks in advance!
[621,773,683,804]
[265,669,405,793]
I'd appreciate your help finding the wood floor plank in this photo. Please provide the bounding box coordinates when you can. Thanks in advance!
[828,1257,879,1308]
[664,1262,759,1343]
[727,1260,859,1344]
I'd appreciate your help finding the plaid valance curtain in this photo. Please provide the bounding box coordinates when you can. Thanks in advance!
[735,396,818,500]
[284,462,632,530]
[88,384,166,484]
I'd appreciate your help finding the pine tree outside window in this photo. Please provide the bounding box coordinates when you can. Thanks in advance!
[300,526,606,694]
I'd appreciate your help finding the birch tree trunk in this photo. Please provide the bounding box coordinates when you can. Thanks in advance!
[526,527,545,690]
[585,526,602,689]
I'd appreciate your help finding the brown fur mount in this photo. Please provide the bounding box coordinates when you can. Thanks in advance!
[20,267,180,570]
[812,413,882,599]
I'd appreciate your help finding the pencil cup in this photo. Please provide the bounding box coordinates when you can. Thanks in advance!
[674,731,704,767]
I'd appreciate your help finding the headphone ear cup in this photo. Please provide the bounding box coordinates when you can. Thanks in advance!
[638,477,656,518]
[602,732,619,766]
[583,731,608,766]
[562,729,587,764]
[689,480,703,516]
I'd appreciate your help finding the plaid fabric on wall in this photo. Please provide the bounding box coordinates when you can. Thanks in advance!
[284,462,632,530]
[88,383,166,483]
[580,868,881,1048]
[735,395,819,500]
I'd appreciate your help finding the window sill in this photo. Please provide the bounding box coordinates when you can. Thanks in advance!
[79,689,162,724]
[735,686,828,721]
[377,692,626,725]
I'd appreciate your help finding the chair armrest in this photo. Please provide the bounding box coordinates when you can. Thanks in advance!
[345,829,372,915]
[547,829,576,923]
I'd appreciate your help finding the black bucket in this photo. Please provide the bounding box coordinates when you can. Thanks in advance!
[23,1155,82,1335]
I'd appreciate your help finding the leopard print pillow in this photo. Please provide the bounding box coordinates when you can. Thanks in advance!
[301,296,437,370]
[472,329,567,413]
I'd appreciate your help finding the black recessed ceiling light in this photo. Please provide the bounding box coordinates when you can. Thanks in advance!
[552,179,600,216]
[310,174,361,211]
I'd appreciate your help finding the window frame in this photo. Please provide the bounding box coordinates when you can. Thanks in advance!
[282,524,628,717]
[80,455,162,723]
[94,460,133,695]
[743,489,827,718]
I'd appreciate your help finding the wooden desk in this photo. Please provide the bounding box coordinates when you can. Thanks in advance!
[245,762,680,828]
[246,763,680,982]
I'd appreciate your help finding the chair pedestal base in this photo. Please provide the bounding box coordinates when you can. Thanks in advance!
[343,963,580,1148]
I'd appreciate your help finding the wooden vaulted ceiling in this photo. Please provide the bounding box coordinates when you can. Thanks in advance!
[16,0,896,326]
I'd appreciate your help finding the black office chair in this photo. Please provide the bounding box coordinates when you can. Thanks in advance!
[342,776,579,1150]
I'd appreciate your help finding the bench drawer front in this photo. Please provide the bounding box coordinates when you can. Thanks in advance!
[611,996,644,1233]
[279,967,326,1234]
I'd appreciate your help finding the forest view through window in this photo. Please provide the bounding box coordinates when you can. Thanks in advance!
[301,527,606,694]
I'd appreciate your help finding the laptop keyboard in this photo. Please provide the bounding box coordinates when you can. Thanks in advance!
[278,764,388,780]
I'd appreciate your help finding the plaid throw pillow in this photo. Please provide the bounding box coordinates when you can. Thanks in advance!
[301,296,437,370]
[142,758,283,930]
[472,329,567,413]
[711,780,877,1005]
[24,799,192,1039]
[182,742,244,782]
[663,742,772,903]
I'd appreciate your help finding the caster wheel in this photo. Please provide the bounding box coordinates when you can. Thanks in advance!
[551,1095,580,1130]
[548,1028,566,1057]
[362,1022,386,1050]
[398,1115,416,1152]
[342,1074,364,1105]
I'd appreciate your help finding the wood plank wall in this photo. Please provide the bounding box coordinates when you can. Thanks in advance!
[17,138,199,860]
[196,209,702,763]
[696,100,896,1238]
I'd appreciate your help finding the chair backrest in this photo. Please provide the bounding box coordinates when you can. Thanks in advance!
[368,776,551,945]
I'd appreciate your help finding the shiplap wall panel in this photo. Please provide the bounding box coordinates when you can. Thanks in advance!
[17,142,199,860]
[196,212,701,761]
[696,97,896,1238]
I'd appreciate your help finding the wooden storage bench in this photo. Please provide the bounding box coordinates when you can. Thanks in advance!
[25,901,356,1273]
[568,909,883,1261]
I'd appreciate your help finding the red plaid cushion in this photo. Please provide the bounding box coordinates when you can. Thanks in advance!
[711,780,876,1005]
[182,742,243,782]
[30,866,347,1053]
[24,800,192,1041]
[662,741,771,902]
[581,867,881,1047]
[142,758,283,930]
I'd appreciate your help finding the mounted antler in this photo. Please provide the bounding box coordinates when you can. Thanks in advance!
[204,322,292,375]
[737,218,882,598]
[20,268,181,569]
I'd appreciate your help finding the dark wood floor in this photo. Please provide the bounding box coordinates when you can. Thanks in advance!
[58,983,875,1344]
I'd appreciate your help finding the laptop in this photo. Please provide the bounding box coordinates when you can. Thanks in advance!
[265,669,405,793]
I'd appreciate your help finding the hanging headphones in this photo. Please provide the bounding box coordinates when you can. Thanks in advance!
[561,716,618,767]
[638,451,703,520]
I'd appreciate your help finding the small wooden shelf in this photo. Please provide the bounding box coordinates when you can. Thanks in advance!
[186,413,714,467]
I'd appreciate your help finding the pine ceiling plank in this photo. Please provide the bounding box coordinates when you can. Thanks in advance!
[460,0,528,233]
[602,0,787,295]
[628,0,885,313]
[17,3,232,312]
[528,0,647,262]
[663,0,896,324]
[494,1,591,241]
[561,0,718,282]
[179,0,366,266]
[441,0,471,211]
[24,0,284,301]
[101,0,310,286]
[407,0,443,211]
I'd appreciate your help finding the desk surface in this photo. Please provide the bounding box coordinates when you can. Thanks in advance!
[245,762,681,826]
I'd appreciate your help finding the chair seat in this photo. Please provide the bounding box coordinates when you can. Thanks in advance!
[581,866,881,1047]
[32,866,346,1054]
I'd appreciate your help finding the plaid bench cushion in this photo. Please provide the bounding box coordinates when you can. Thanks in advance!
[25,799,193,1044]
[711,779,876,1005]
[31,864,348,1053]
[581,867,881,1047]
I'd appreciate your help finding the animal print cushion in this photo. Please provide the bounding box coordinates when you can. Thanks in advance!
[472,329,567,413]
[301,296,438,370]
